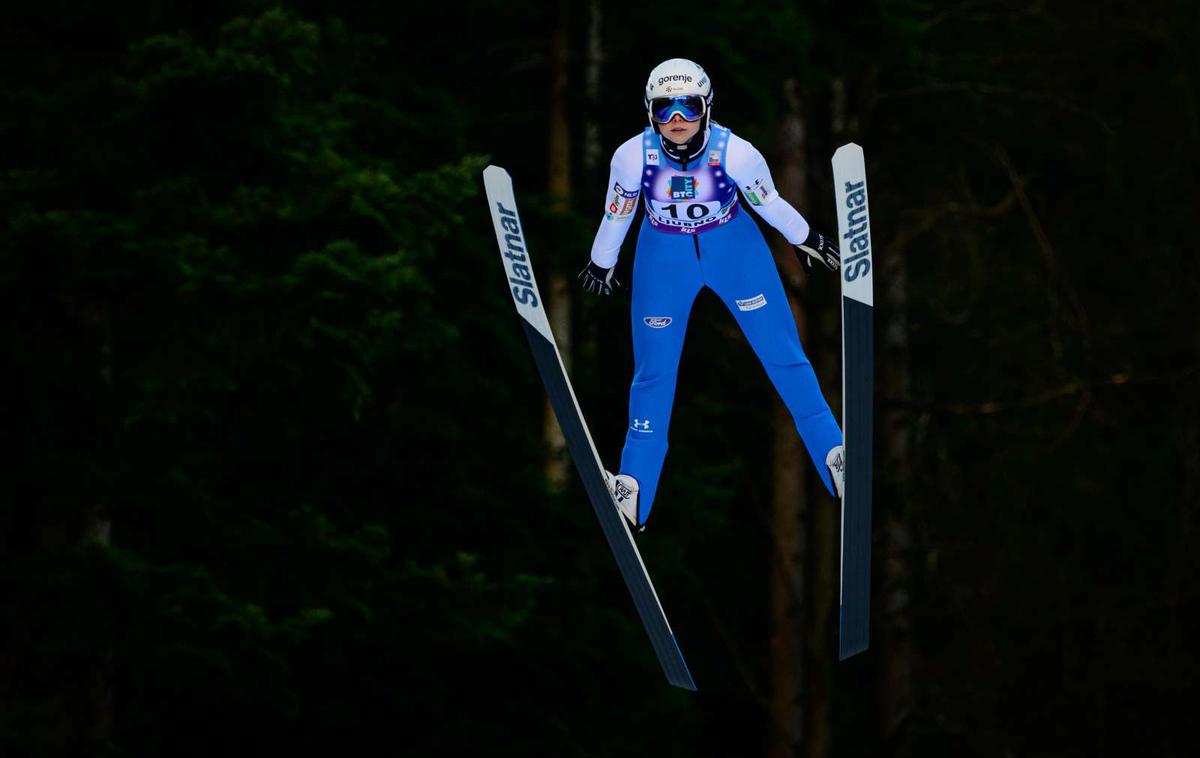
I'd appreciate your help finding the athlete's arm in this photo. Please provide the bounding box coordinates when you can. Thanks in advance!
[725,134,811,244]
[727,134,840,272]
[588,135,644,268]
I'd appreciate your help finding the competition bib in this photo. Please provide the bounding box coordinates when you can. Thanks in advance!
[641,124,740,235]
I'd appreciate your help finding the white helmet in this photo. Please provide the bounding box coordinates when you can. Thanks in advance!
[643,58,713,131]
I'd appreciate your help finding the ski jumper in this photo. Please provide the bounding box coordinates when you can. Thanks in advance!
[590,124,844,526]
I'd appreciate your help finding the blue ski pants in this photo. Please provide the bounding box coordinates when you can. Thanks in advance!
[619,211,843,525]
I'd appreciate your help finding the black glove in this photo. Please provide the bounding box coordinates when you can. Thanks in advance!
[794,229,841,273]
[578,260,620,295]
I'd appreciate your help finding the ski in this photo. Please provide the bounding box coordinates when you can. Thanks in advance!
[482,165,696,690]
[832,143,875,661]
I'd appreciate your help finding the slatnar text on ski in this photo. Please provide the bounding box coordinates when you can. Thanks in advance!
[842,180,871,282]
[496,202,537,306]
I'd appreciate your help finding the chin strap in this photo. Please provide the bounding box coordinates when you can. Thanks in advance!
[658,121,711,168]
[657,112,710,166]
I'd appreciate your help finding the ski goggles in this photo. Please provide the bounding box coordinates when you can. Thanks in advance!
[649,95,707,123]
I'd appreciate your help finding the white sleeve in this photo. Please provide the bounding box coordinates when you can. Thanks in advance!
[589,135,644,268]
[726,133,811,246]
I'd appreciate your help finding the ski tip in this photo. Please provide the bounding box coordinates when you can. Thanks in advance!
[834,142,862,155]
[482,164,510,180]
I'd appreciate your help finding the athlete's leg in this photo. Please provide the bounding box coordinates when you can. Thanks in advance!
[619,222,703,524]
[700,214,843,495]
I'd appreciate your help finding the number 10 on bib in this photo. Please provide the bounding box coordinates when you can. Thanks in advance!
[832,143,875,661]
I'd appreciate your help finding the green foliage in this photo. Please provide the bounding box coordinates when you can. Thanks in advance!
[1,5,558,755]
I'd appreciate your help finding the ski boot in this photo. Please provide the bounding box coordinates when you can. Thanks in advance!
[826,445,845,500]
[604,470,642,532]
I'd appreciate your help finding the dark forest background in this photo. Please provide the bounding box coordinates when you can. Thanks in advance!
[3,1,1198,756]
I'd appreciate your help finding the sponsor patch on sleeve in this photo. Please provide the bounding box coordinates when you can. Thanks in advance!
[742,177,776,206]
[607,181,640,220]
[613,182,638,199]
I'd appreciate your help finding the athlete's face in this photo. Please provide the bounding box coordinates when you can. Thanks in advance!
[661,113,700,145]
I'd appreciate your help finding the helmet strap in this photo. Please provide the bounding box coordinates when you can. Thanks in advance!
[655,114,711,168]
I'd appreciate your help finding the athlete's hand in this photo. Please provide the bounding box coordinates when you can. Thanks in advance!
[578,261,621,295]
[794,229,841,273]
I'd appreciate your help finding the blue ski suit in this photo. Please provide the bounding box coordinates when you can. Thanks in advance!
[589,123,843,526]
